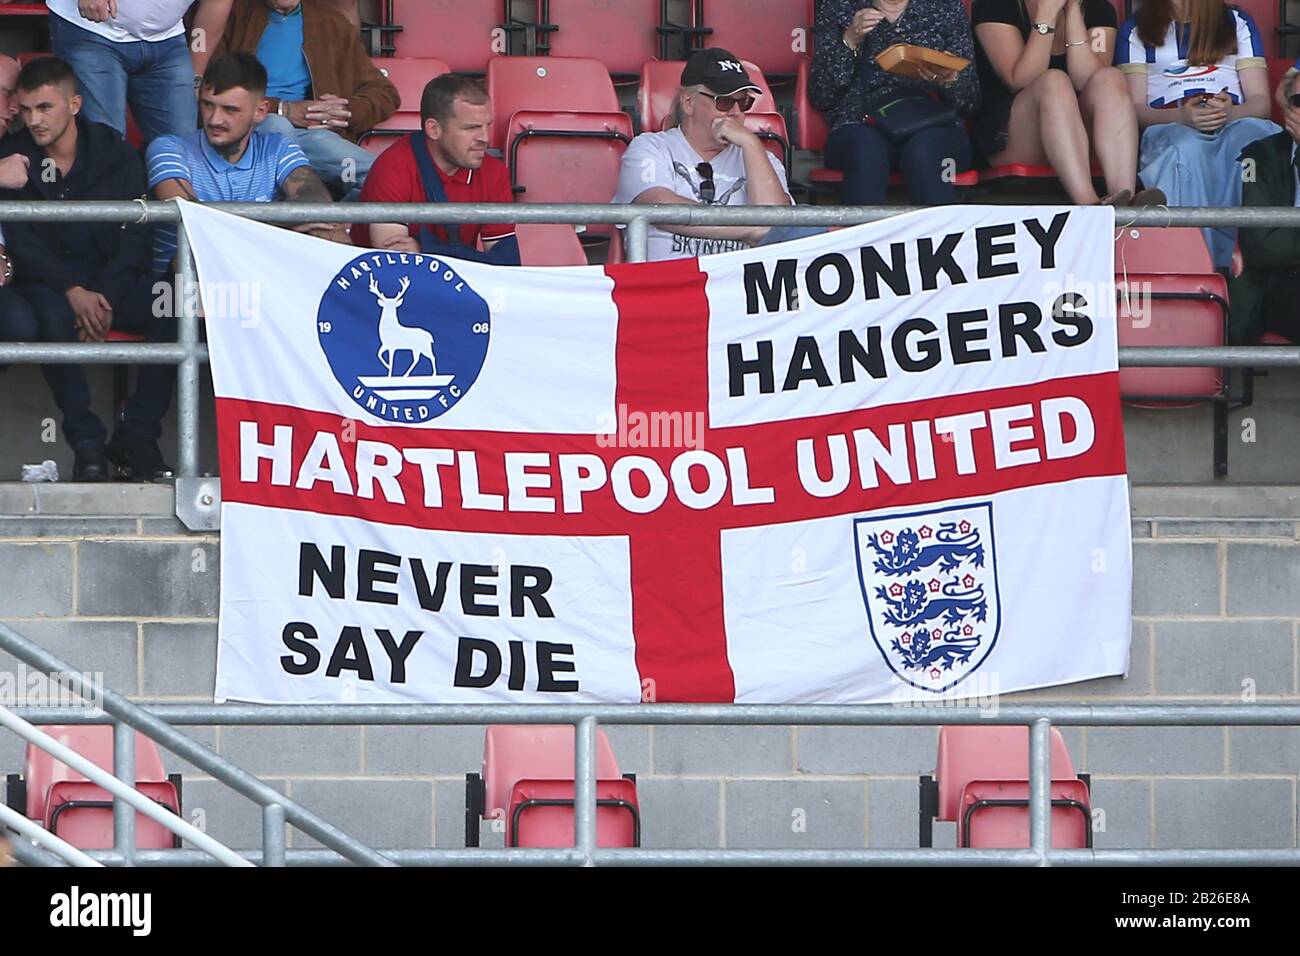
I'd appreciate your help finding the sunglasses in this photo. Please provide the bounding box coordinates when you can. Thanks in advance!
[697,162,716,204]
[1289,92,1300,108]
[694,89,756,113]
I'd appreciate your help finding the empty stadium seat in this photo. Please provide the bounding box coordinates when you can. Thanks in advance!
[505,107,633,207]
[639,58,790,167]
[486,55,621,150]
[920,725,1090,848]
[360,57,451,151]
[688,0,813,76]
[387,0,510,72]
[536,0,664,76]
[516,222,590,265]
[464,725,640,848]
[5,725,182,850]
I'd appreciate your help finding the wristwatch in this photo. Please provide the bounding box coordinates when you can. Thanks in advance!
[1034,22,1055,34]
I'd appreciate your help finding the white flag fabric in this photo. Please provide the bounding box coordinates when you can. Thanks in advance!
[180,201,1131,705]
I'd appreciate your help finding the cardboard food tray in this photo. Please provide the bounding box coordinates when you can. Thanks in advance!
[875,44,969,77]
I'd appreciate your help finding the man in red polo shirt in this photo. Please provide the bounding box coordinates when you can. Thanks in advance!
[354,73,515,258]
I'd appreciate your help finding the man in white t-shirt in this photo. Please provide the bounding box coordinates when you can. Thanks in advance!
[46,0,233,143]
[612,48,817,262]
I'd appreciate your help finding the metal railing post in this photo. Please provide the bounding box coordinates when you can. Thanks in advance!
[574,716,597,866]
[1029,718,1052,866]
[263,803,286,867]
[626,216,649,263]
[0,801,102,867]
[176,222,200,478]
[112,719,135,866]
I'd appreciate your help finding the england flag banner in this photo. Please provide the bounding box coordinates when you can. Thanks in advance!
[179,201,1132,705]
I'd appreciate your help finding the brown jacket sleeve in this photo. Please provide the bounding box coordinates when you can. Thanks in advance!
[215,0,399,143]
[336,50,400,141]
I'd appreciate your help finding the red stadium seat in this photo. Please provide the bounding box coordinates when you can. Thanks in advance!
[689,0,813,76]
[464,725,640,847]
[360,57,450,151]
[388,0,508,73]
[536,0,664,76]
[1267,57,1292,123]
[6,725,181,850]
[0,4,48,15]
[505,108,633,206]
[1232,0,1281,57]
[1114,224,1231,476]
[517,223,590,265]
[919,725,1089,848]
[960,779,1092,848]
[639,59,790,168]
[486,55,620,150]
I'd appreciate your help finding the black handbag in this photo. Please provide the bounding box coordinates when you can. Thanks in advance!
[865,95,957,144]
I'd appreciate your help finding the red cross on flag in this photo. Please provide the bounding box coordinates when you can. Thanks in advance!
[181,201,1132,705]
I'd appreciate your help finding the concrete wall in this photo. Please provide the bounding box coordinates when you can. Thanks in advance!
[0,483,1297,852]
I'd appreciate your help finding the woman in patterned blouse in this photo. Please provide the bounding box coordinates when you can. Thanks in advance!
[811,0,980,205]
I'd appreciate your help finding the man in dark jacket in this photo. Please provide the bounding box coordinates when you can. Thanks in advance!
[0,57,174,481]
[1232,68,1300,343]
[215,0,398,196]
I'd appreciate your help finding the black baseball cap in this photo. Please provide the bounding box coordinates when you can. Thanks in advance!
[680,48,762,96]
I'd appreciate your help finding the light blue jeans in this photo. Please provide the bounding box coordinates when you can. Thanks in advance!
[49,13,196,143]
[1138,117,1280,268]
[257,113,376,197]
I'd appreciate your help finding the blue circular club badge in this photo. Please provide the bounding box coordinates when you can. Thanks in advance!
[317,253,491,422]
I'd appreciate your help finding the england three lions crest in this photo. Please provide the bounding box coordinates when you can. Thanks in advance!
[317,254,491,422]
[853,502,1002,694]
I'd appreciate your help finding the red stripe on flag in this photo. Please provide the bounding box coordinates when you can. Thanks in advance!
[606,259,735,702]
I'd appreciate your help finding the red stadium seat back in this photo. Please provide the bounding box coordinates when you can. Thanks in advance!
[795,57,829,151]
[539,0,662,76]
[391,0,505,72]
[1117,272,1227,400]
[1267,57,1292,124]
[959,779,1091,849]
[24,725,168,819]
[506,109,632,234]
[1114,226,1215,274]
[359,134,402,156]
[934,725,1077,823]
[45,780,180,850]
[371,57,451,131]
[481,725,622,820]
[517,223,590,265]
[508,777,640,847]
[486,56,619,150]
[639,59,685,132]
[743,111,791,168]
[105,330,146,342]
[693,0,811,76]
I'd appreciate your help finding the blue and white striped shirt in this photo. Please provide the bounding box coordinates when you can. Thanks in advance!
[146,129,310,275]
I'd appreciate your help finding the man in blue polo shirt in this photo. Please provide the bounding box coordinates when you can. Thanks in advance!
[146,52,350,275]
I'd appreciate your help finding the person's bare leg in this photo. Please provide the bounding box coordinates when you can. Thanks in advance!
[1079,66,1138,196]
[990,70,1100,204]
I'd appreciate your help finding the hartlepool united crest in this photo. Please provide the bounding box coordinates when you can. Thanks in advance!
[317,253,491,422]
[854,502,1001,694]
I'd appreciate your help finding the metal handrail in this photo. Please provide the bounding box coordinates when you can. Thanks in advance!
[0,199,1296,497]
[7,620,1300,866]
[0,705,248,866]
[0,621,395,868]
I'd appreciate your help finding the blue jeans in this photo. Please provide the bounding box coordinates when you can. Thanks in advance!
[759,225,828,246]
[1138,117,1280,269]
[9,279,176,449]
[257,113,376,195]
[825,121,971,205]
[49,13,196,142]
